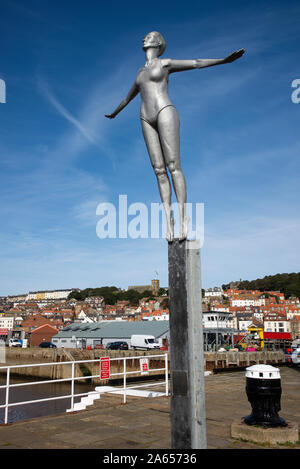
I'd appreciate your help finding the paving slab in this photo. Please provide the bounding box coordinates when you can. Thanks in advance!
[0,367,299,449]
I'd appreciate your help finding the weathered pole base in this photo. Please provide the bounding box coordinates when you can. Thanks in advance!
[168,239,207,449]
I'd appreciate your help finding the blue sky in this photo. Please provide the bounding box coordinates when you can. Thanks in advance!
[0,0,299,295]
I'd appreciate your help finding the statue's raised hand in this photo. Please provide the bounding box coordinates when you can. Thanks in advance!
[223,48,245,64]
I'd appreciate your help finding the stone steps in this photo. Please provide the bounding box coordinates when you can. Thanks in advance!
[66,391,101,412]
[65,385,166,413]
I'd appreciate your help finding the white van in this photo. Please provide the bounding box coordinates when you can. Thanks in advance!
[9,338,22,347]
[130,335,160,350]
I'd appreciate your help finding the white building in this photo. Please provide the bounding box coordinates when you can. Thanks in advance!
[253,311,264,322]
[205,287,223,298]
[226,316,238,329]
[0,316,14,331]
[231,298,254,307]
[144,312,169,321]
[231,297,265,307]
[211,305,230,313]
[202,311,231,329]
[76,310,96,323]
[264,319,290,334]
[286,308,300,320]
[26,289,77,301]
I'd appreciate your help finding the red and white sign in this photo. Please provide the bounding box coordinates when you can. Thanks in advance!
[0,329,8,336]
[100,357,110,379]
[140,358,149,375]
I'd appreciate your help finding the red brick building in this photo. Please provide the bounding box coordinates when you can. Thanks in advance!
[30,324,59,346]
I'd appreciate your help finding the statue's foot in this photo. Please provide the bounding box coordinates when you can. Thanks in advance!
[166,231,174,242]
[179,216,190,241]
[166,217,175,242]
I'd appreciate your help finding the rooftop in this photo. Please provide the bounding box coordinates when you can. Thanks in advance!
[53,320,170,339]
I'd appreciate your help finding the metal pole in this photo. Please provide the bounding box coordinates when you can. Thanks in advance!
[168,239,207,449]
[4,367,10,424]
[186,240,207,448]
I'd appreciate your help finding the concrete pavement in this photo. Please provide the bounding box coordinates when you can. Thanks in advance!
[0,366,299,449]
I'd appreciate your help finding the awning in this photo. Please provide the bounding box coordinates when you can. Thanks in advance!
[0,328,8,336]
[263,332,292,340]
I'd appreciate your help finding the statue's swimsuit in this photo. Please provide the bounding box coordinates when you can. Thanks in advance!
[136,58,176,128]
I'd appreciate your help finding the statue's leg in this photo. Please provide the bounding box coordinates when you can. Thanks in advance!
[141,119,174,241]
[157,106,188,240]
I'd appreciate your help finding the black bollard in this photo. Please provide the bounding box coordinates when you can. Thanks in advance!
[243,365,287,427]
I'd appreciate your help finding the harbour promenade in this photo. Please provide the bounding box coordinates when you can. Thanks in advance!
[0,366,299,449]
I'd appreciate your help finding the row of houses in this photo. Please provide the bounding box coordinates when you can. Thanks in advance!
[5,288,79,303]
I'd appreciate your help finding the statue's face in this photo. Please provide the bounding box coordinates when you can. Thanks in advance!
[143,32,160,50]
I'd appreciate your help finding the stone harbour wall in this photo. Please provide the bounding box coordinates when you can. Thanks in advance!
[0,348,286,383]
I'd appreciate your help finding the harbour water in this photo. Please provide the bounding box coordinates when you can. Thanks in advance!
[0,375,95,424]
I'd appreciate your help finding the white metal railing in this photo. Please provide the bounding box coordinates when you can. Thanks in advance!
[0,353,169,424]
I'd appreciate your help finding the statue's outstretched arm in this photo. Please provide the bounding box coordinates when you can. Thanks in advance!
[105,81,139,119]
[164,48,245,74]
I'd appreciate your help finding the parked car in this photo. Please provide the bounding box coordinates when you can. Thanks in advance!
[8,338,22,347]
[106,341,128,350]
[39,342,57,348]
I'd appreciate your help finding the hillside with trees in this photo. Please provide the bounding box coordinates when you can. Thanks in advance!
[68,286,168,306]
[222,272,300,299]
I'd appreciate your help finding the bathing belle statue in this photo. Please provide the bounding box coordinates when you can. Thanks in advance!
[105,32,245,242]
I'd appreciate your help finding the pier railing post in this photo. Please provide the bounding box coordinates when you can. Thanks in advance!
[5,367,10,424]
[71,362,75,411]
[123,359,127,404]
[168,239,207,449]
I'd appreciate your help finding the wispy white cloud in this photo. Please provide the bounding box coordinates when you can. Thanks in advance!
[36,57,141,172]
[38,80,97,144]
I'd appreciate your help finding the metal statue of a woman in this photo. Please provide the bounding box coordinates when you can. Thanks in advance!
[105,31,245,242]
